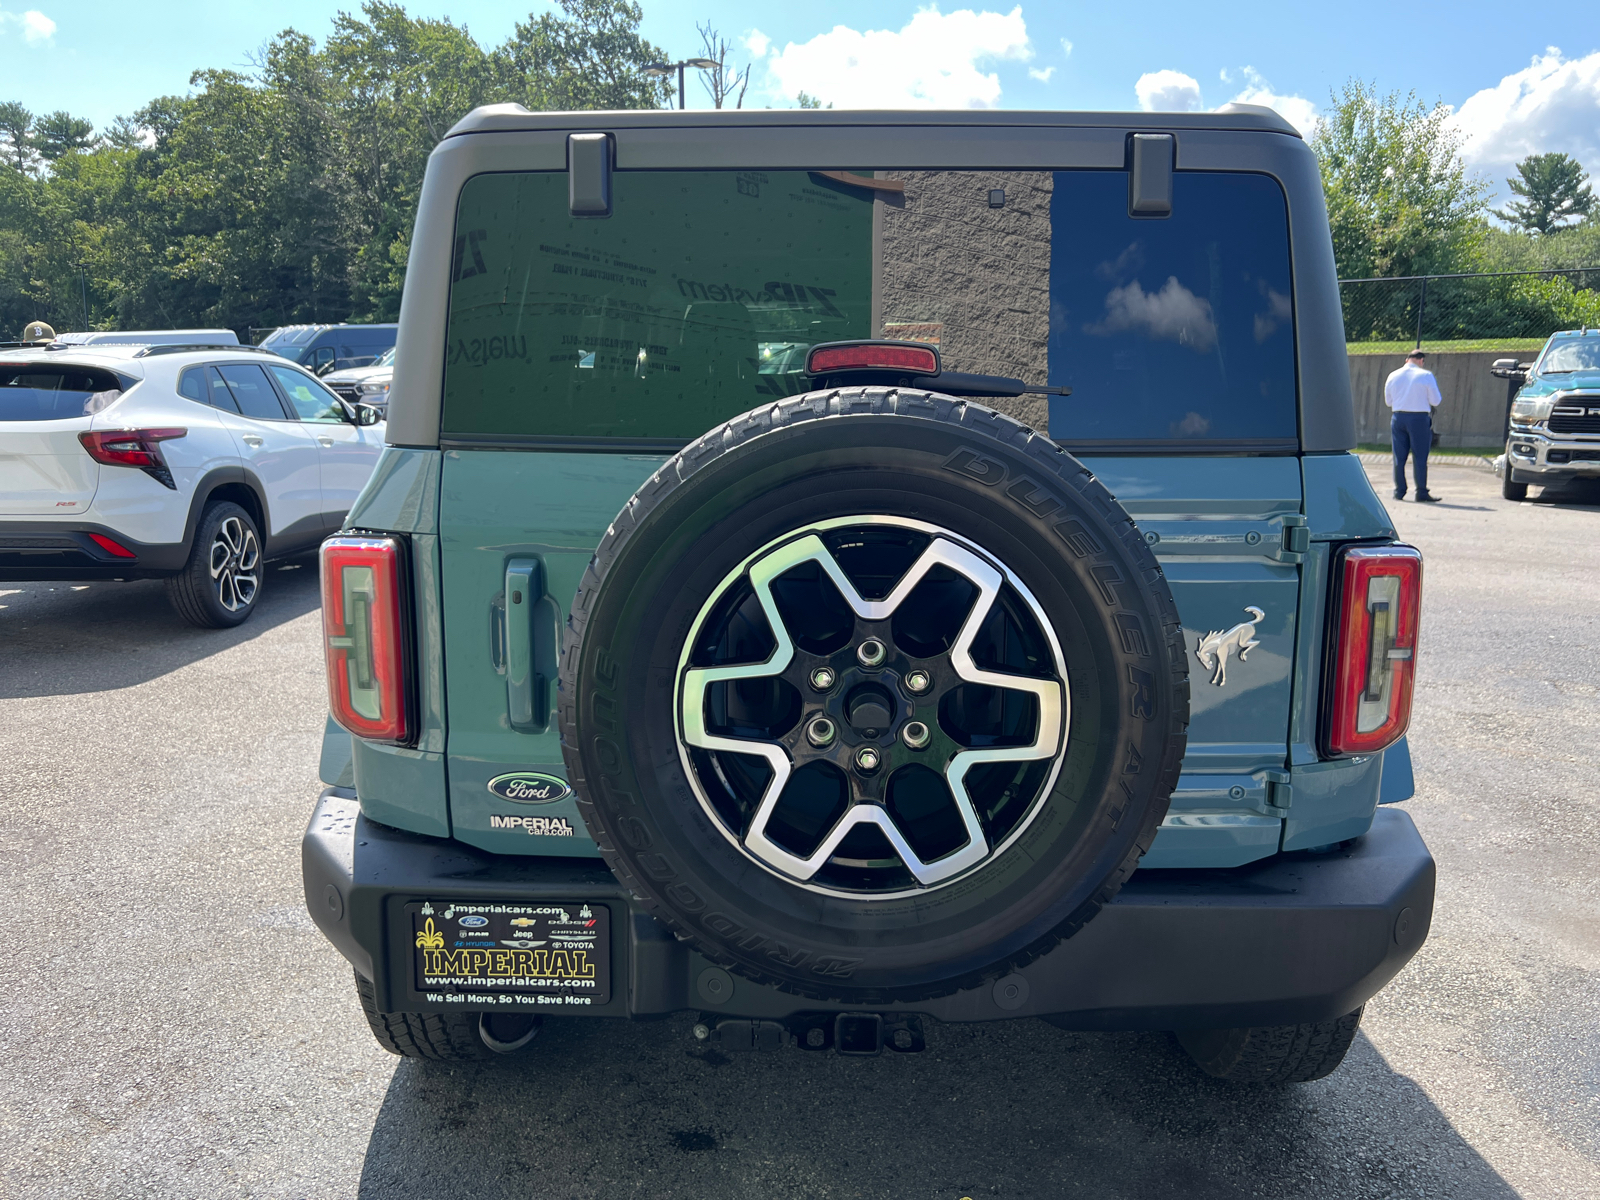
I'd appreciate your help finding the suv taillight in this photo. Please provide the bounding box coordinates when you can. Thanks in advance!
[320,536,412,744]
[1323,544,1423,757]
[79,427,187,490]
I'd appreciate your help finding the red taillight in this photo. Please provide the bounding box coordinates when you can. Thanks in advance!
[78,428,186,490]
[87,532,136,559]
[806,341,940,376]
[79,427,186,468]
[320,536,412,744]
[1324,545,1423,757]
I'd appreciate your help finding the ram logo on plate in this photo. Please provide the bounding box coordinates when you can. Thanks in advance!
[487,772,572,805]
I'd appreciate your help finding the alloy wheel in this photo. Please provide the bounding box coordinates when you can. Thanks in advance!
[209,516,260,612]
[677,517,1069,899]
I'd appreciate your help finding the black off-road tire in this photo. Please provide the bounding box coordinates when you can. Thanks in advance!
[165,500,263,628]
[559,388,1189,1004]
[353,972,540,1060]
[1176,1007,1364,1083]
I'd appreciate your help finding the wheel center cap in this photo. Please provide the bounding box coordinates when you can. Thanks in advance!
[845,687,894,737]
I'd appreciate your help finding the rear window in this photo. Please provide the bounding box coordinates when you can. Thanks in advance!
[441,167,1295,447]
[0,365,128,422]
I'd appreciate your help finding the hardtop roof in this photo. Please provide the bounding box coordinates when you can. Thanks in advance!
[446,103,1300,140]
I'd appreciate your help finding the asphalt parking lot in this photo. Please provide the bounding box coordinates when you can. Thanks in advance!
[2,460,1597,1200]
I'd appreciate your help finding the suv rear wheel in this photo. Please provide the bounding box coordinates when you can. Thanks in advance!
[1176,1007,1363,1083]
[561,389,1189,1004]
[165,501,262,628]
[354,973,542,1059]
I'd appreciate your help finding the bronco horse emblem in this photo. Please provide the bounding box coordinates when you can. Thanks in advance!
[1195,606,1265,687]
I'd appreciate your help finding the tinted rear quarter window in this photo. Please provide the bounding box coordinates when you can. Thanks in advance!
[0,366,124,421]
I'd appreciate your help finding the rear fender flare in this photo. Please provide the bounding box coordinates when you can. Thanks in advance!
[183,467,273,557]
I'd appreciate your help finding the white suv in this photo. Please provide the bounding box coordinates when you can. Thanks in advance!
[0,343,386,627]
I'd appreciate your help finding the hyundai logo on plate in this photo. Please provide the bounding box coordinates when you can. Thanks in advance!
[487,772,573,805]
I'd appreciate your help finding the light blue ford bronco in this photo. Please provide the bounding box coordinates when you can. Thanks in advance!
[304,105,1433,1081]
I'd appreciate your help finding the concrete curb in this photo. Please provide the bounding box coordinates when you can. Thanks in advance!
[1355,452,1496,472]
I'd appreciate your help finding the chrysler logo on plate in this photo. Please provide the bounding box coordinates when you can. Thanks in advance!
[487,772,572,804]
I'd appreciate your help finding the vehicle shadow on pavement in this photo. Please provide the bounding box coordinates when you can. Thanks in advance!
[356,1015,1517,1200]
[0,557,320,700]
[1530,483,1600,511]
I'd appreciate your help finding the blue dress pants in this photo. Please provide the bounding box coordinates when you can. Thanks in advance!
[1391,411,1432,497]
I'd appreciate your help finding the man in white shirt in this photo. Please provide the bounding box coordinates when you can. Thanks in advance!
[1384,348,1443,502]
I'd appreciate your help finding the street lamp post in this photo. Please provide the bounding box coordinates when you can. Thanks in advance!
[641,58,720,110]
[75,262,89,332]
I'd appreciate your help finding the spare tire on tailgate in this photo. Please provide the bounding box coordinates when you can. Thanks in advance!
[559,388,1189,1003]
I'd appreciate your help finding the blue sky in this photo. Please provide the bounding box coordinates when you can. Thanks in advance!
[4,0,1598,203]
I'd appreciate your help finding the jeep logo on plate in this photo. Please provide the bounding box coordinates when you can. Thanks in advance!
[487,772,572,804]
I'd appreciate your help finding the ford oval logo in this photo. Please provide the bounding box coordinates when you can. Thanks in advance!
[458,915,488,927]
[487,771,573,805]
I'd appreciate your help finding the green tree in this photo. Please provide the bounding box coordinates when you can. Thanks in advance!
[30,111,96,160]
[496,0,672,111]
[0,0,674,338]
[1312,80,1487,281]
[0,102,35,171]
[1493,152,1594,235]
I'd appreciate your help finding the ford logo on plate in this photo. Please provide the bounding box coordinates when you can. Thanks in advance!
[458,915,488,927]
[487,772,573,805]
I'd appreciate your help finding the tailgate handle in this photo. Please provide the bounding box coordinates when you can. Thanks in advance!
[504,557,558,733]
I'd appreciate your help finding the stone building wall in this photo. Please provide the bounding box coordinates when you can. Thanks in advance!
[878,171,1054,431]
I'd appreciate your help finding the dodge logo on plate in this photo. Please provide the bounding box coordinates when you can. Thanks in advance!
[487,772,573,804]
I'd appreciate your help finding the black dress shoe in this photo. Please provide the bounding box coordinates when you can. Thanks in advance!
[1416,493,1441,503]
[1393,491,1406,500]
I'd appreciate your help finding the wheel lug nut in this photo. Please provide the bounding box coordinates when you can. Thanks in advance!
[810,667,836,691]
[901,721,930,750]
[805,717,836,748]
[856,639,887,668]
[855,746,881,772]
[905,670,931,694]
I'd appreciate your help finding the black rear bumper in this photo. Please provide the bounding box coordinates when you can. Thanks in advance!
[0,521,188,581]
[303,789,1434,1030]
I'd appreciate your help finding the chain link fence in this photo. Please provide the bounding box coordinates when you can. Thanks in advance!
[1341,267,1600,354]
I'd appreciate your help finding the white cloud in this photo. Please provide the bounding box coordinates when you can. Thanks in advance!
[1450,47,1600,200]
[0,8,55,42]
[1060,38,1072,58]
[1226,67,1320,137]
[1029,66,1054,83]
[1135,69,1202,112]
[1086,276,1217,353]
[1219,68,1231,84]
[761,6,1034,109]
[744,29,770,59]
